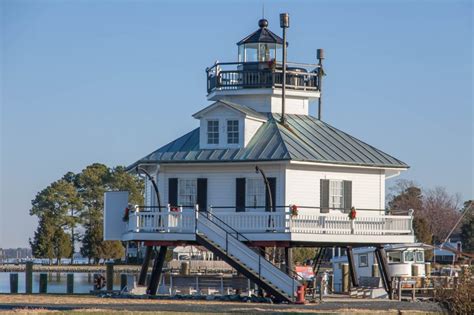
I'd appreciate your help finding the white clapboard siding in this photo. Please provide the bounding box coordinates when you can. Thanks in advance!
[285,164,385,214]
[158,164,285,212]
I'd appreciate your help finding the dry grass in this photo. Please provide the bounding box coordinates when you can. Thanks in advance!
[0,294,445,314]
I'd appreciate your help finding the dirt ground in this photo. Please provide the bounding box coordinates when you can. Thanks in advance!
[0,294,446,314]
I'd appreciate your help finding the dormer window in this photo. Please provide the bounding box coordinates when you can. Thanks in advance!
[227,120,239,144]
[194,101,267,149]
[207,120,219,144]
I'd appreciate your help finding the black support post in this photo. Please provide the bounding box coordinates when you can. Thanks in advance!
[346,246,359,287]
[375,246,392,295]
[284,247,293,275]
[138,246,153,286]
[312,247,326,275]
[147,246,168,295]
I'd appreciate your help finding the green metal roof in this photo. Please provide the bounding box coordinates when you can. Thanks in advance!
[128,114,408,169]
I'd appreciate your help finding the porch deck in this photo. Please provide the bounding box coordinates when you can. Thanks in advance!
[122,207,415,245]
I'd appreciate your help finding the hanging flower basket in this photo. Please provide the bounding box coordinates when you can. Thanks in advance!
[348,207,356,220]
[290,204,298,217]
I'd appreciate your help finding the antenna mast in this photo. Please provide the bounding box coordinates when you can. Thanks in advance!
[317,48,324,120]
[280,13,289,125]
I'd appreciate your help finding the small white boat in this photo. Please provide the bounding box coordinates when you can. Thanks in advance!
[331,243,431,293]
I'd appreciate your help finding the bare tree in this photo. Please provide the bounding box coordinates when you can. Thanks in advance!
[419,187,462,244]
[387,180,462,246]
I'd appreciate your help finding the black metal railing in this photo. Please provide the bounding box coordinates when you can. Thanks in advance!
[197,209,304,301]
[206,61,321,94]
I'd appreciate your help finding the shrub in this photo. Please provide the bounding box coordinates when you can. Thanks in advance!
[435,266,473,314]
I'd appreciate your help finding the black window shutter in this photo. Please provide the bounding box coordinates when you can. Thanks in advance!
[265,177,276,212]
[236,178,246,212]
[197,178,208,211]
[343,180,352,213]
[168,178,178,207]
[320,179,330,213]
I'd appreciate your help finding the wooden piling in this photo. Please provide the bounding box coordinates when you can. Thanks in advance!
[67,273,74,294]
[106,262,114,291]
[425,262,431,276]
[25,261,33,294]
[39,273,47,293]
[10,273,18,293]
[180,261,190,275]
[372,264,379,278]
[342,263,349,293]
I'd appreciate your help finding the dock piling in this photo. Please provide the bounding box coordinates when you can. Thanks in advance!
[67,273,74,294]
[10,273,18,293]
[372,264,379,278]
[39,273,47,293]
[106,262,114,291]
[25,261,33,294]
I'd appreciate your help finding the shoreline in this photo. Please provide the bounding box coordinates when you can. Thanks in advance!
[0,264,142,273]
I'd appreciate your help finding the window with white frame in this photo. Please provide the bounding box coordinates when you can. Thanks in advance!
[207,120,219,144]
[246,178,265,209]
[329,180,344,210]
[359,254,368,267]
[387,251,402,263]
[227,120,239,144]
[178,179,197,207]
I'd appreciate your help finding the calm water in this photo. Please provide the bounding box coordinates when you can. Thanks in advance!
[0,272,129,294]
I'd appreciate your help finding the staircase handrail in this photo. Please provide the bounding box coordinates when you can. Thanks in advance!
[197,209,305,286]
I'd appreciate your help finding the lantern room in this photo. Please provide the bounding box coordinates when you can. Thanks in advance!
[237,19,283,63]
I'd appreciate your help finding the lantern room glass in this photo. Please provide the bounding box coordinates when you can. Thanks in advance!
[238,43,282,63]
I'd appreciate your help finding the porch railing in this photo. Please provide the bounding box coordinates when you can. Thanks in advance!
[206,61,321,94]
[127,209,195,233]
[125,206,413,236]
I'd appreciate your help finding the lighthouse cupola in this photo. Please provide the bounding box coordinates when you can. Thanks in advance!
[206,15,323,116]
[237,19,283,63]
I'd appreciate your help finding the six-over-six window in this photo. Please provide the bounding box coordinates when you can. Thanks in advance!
[227,120,239,144]
[178,179,197,206]
[246,178,265,209]
[207,120,219,144]
[329,180,344,210]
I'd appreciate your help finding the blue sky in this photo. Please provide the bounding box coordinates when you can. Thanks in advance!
[1,0,472,248]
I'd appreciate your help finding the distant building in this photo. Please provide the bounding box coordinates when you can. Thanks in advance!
[0,248,32,262]
[434,240,462,264]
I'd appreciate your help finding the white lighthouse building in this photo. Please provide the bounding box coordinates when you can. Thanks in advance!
[104,16,414,302]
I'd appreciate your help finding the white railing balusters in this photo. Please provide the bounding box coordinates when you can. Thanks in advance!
[125,210,413,236]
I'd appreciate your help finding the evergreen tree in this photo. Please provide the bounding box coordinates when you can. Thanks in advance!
[30,214,55,264]
[30,163,143,264]
[78,163,143,263]
[77,163,111,263]
[52,228,73,265]
[98,241,126,261]
[30,179,81,264]
[110,166,144,205]
[292,248,317,265]
[460,200,474,253]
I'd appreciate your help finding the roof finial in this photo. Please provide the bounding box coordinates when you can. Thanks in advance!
[258,3,268,28]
